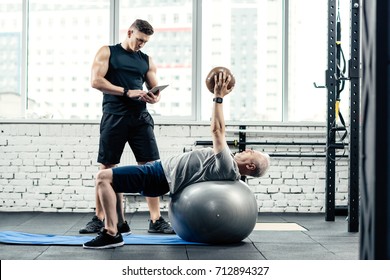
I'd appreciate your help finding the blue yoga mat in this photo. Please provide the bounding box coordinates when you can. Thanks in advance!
[0,231,204,245]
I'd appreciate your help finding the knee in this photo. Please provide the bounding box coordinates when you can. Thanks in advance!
[95,169,112,187]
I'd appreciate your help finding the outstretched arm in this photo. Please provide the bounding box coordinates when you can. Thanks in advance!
[211,72,234,154]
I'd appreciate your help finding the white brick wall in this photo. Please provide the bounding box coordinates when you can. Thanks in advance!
[0,122,349,213]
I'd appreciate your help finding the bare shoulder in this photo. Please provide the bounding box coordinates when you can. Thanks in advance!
[98,45,110,56]
[148,56,157,71]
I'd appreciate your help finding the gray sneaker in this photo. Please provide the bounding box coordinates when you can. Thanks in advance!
[79,215,104,234]
[148,216,175,234]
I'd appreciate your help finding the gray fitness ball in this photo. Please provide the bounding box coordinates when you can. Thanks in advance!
[168,180,258,244]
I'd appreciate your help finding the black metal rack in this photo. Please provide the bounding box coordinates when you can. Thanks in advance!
[347,0,360,233]
[324,0,360,232]
[325,0,338,222]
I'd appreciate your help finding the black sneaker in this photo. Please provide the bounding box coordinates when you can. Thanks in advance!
[83,229,124,249]
[118,221,131,236]
[79,215,104,234]
[148,216,175,234]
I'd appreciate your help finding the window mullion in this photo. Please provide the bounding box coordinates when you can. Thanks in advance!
[110,0,119,44]
[193,0,202,121]
[282,0,289,122]
[21,0,29,116]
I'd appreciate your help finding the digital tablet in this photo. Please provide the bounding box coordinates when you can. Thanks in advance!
[149,84,169,94]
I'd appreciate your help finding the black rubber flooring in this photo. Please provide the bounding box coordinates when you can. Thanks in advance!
[0,211,359,260]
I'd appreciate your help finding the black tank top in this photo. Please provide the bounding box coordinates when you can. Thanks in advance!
[102,43,149,115]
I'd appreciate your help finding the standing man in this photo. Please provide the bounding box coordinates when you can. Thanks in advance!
[79,19,174,235]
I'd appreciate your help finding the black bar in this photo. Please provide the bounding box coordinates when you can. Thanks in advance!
[193,139,349,158]
[239,125,247,181]
[348,0,360,233]
[194,140,347,147]
[238,125,246,152]
[325,0,338,221]
[268,154,348,158]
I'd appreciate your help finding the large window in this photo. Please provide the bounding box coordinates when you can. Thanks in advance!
[0,0,23,118]
[287,0,350,122]
[0,0,352,122]
[118,0,193,118]
[201,0,283,121]
[27,0,110,120]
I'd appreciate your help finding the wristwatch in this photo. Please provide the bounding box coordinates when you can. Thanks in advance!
[123,88,129,97]
[213,97,223,103]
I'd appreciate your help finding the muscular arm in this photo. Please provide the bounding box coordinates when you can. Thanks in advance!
[90,46,146,99]
[142,56,161,104]
[211,72,233,154]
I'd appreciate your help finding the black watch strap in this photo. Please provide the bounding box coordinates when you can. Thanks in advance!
[213,97,223,103]
[123,88,128,97]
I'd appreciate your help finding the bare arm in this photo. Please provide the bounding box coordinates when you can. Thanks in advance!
[211,72,234,154]
[90,46,146,99]
[139,56,161,104]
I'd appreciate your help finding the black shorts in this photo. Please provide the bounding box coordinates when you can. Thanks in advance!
[97,112,160,165]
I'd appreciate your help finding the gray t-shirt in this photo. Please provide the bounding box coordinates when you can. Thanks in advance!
[162,146,241,195]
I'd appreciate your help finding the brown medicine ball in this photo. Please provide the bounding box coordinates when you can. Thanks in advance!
[205,66,236,93]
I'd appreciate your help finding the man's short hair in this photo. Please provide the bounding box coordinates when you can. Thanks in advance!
[252,152,270,177]
[131,19,154,35]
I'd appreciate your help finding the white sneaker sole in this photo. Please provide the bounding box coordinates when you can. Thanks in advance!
[83,241,124,249]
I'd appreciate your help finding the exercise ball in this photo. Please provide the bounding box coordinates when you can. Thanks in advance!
[205,66,236,93]
[168,180,258,244]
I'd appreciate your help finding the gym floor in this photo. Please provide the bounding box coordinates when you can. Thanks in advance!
[0,211,359,260]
